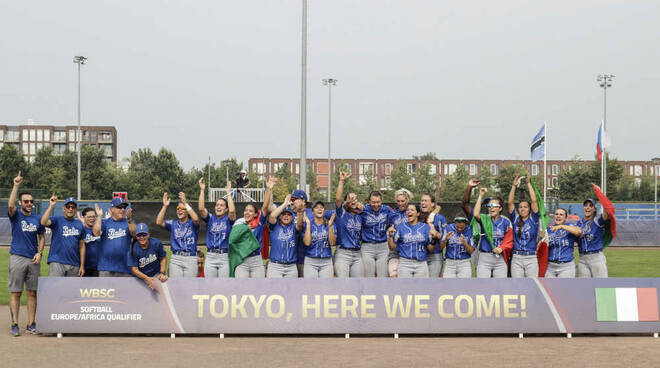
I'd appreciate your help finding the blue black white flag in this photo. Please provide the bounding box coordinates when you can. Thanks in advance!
[530,124,545,162]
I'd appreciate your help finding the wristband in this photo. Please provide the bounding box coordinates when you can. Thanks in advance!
[185,204,192,211]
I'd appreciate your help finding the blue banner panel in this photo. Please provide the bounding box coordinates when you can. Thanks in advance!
[36,277,660,334]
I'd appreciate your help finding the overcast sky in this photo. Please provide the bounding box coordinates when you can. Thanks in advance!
[1,0,658,169]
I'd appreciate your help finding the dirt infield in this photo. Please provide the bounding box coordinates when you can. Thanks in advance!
[2,306,659,368]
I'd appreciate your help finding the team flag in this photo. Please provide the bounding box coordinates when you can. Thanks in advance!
[595,288,659,322]
[592,183,617,247]
[228,221,261,277]
[596,121,611,161]
[530,124,545,162]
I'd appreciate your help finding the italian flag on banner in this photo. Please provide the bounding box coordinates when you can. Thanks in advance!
[595,288,659,321]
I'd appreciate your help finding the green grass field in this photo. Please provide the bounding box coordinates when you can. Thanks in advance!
[1,247,659,305]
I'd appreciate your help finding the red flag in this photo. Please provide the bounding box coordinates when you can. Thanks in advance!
[499,227,514,266]
[592,183,616,246]
[537,240,548,277]
[252,210,270,259]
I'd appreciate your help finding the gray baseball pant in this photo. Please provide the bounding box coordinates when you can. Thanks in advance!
[427,253,443,278]
[303,257,333,278]
[577,252,608,278]
[205,252,230,278]
[545,262,576,278]
[397,258,429,278]
[169,254,198,278]
[334,248,363,278]
[235,255,266,278]
[49,262,79,277]
[476,251,507,278]
[360,242,389,277]
[266,262,298,278]
[443,258,472,278]
[511,254,538,278]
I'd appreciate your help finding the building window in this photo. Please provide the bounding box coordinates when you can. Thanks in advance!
[36,143,43,152]
[469,164,477,176]
[83,131,90,143]
[44,129,50,141]
[444,164,457,175]
[384,163,392,175]
[490,164,498,175]
[90,131,96,143]
[29,129,35,141]
[69,143,76,152]
[428,164,436,175]
[551,177,558,187]
[29,143,35,154]
[531,164,539,176]
[0,130,3,141]
[36,129,43,141]
[53,131,66,142]
[28,156,35,163]
[385,176,391,188]
[359,162,374,185]
[634,165,643,176]
[22,143,28,154]
[53,143,66,154]
[406,163,416,174]
[99,130,113,142]
[100,144,113,156]
[68,129,77,141]
[552,164,559,175]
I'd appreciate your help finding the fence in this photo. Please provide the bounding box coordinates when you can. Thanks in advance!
[208,188,264,203]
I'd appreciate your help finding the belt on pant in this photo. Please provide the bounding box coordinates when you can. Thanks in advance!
[208,248,228,254]
[446,257,471,261]
[338,246,360,251]
[172,251,195,256]
[580,250,602,255]
[549,259,573,264]
[513,250,536,256]
[270,259,296,265]
[400,256,425,262]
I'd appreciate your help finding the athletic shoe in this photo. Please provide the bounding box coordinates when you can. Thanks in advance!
[25,323,39,335]
[11,324,20,337]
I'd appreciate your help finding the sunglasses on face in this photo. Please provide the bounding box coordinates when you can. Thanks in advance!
[487,203,501,208]
[21,200,34,204]
[136,233,148,237]
[65,205,77,209]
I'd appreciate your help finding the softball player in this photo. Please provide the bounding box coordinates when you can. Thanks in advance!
[266,195,302,278]
[545,208,582,278]
[441,213,475,278]
[156,191,200,277]
[507,174,540,278]
[360,191,391,277]
[333,170,365,278]
[473,188,512,278]
[302,202,336,278]
[387,189,412,277]
[387,204,437,278]
[127,223,168,289]
[41,195,85,277]
[198,178,236,278]
[576,198,609,277]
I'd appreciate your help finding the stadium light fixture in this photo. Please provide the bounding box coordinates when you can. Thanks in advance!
[597,73,614,194]
[322,78,338,202]
[73,56,87,201]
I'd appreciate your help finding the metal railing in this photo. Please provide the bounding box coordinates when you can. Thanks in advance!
[208,188,265,203]
[616,208,659,220]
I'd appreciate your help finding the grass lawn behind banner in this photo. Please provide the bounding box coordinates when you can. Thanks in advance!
[0,247,659,305]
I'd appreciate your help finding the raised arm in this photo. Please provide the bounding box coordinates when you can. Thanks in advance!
[262,176,277,215]
[387,225,397,251]
[269,195,291,224]
[40,193,57,227]
[156,192,170,228]
[507,174,520,215]
[302,214,311,245]
[525,171,539,213]
[552,224,583,237]
[335,170,351,208]
[126,208,136,237]
[198,178,209,219]
[328,214,337,246]
[92,204,103,236]
[8,171,22,217]
[179,192,199,225]
[226,181,236,221]
[295,205,305,232]
[461,179,479,218]
[473,187,488,219]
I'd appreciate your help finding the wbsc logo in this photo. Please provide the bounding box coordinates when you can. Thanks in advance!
[79,288,116,299]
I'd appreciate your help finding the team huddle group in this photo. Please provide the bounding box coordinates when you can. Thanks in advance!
[6,169,610,335]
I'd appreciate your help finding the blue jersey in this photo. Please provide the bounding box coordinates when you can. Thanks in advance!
[361,204,391,243]
[577,215,606,253]
[443,223,474,260]
[203,213,234,251]
[248,212,268,257]
[305,221,335,258]
[295,209,333,263]
[393,222,433,261]
[477,215,512,253]
[335,203,362,249]
[8,210,44,259]
[97,218,132,274]
[82,226,102,270]
[268,222,299,263]
[388,208,408,228]
[47,216,85,266]
[127,238,166,277]
[164,219,199,253]
[547,226,577,262]
[430,213,448,254]
[509,210,540,252]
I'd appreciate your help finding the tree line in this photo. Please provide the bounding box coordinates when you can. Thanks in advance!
[0,145,653,202]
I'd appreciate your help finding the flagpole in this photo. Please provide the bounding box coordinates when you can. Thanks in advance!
[601,120,605,192]
[543,120,547,204]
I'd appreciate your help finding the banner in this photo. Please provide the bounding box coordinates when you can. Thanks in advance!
[37,277,660,334]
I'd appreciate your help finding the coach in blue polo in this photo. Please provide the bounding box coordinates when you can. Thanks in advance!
[94,197,136,277]
[41,194,85,277]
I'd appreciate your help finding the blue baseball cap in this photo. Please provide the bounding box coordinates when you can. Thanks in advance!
[136,223,149,235]
[281,206,294,216]
[291,190,308,202]
[63,197,78,207]
[583,198,597,206]
[111,197,128,208]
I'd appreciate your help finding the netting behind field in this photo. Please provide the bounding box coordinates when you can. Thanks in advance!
[610,220,660,247]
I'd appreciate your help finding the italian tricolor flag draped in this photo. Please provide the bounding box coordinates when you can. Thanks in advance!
[530,178,549,277]
[595,288,659,322]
